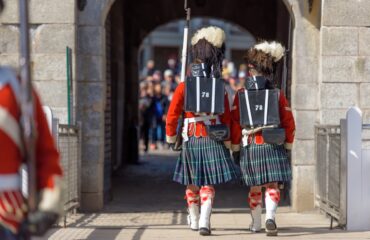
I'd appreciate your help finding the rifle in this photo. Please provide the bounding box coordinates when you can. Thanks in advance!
[19,0,37,216]
[173,0,191,151]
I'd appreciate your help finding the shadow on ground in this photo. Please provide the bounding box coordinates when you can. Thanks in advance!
[104,150,290,213]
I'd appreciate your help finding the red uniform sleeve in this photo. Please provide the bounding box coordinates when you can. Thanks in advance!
[279,92,295,150]
[165,82,185,143]
[34,93,62,190]
[230,91,242,151]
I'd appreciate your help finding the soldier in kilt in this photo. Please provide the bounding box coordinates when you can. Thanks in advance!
[231,41,295,236]
[166,26,239,236]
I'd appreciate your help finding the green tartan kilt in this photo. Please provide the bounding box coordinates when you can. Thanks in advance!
[240,141,292,186]
[173,136,240,186]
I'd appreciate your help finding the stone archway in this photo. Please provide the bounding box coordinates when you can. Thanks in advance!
[76,0,322,212]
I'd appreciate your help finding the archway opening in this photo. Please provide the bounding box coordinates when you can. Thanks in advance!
[102,0,293,211]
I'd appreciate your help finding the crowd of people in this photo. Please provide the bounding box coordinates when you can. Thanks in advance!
[138,57,249,153]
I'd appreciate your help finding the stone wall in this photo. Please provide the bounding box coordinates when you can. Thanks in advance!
[0,0,76,124]
[321,0,370,123]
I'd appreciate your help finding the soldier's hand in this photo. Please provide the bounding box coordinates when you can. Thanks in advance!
[28,211,59,236]
[232,151,240,166]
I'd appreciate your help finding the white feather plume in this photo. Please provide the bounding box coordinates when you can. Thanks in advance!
[254,41,285,62]
[191,26,226,48]
[269,41,285,62]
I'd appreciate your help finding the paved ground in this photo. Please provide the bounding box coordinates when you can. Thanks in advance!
[35,150,370,240]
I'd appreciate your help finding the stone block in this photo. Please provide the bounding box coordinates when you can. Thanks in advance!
[80,192,104,212]
[0,0,75,24]
[323,0,370,27]
[292,84,319,110]
[294,110,318,140]
[322,27,358,56]
[33,24,76,54]
[32,54,66,81]
[78,0,111,26]
[81,136,103,163]
[363,110,370,123]
[81,163,104,193]
[364,58,370,82]
[321,83,358,109]
[76,55,103,82]
[0,54,18,67]
[292,140,315,166]
[292,165,315,211]
[0,25,19,53]
[77,26,103,55]
[33,80,67,108]
[321,56,364,83]
[359,28,370,56]
[321,109,347,125]
[79,110,104,137]
[360,84,370,109]
[76,82,105,111]
[293,23,319,57]
[292,57,319,85]
[50,107,68,124]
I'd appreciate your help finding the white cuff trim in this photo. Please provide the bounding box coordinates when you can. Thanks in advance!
[166,135,177,144]
[224,141,231,149]
[231,144,240,152]
[39,176,62,214]
[285,142,293,150]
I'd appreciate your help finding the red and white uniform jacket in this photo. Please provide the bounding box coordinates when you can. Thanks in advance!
[0,67,62,233]
[166,82,232,148]
[231,88,295,152]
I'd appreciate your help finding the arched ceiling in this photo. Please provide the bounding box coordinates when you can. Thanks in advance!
[120,0,290,47]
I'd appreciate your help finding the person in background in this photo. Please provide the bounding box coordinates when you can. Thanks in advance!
[0,2,63,239]
[139,81,153,152]
[152,70,162,83]
[140,59,156,80]
[150,83,169,150]
[167,57,180,76]
[225,76,239,107]
[163,69,178,92]
[237,70,247,90]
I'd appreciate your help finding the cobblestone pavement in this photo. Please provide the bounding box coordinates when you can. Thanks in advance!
[35,150,370,239]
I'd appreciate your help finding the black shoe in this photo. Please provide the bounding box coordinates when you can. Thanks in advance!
[199,227,211,236]
[265,219,278,236]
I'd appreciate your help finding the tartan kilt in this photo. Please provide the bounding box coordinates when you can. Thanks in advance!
[173,136,240,186]
[240,140,292,186]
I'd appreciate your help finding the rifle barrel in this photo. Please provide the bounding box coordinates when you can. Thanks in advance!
[19,0,37,213]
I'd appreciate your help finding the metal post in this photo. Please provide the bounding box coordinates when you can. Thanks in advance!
[339,119,347,227]
[346,106,365,230]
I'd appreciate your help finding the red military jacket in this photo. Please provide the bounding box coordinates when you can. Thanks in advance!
[0,85,62,188]
[230,88,295,152]
[166,82,232,147]
[0,69,62,233]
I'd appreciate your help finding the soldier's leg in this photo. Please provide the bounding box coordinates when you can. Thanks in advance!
[199,185,215,236]
[265,182,280,236]
[248,186,262,232]
[185,185,200,231]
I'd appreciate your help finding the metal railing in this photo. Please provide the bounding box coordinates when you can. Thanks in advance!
[57,123,81,226]
[316,109,370,230]
[315,121,346,228]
